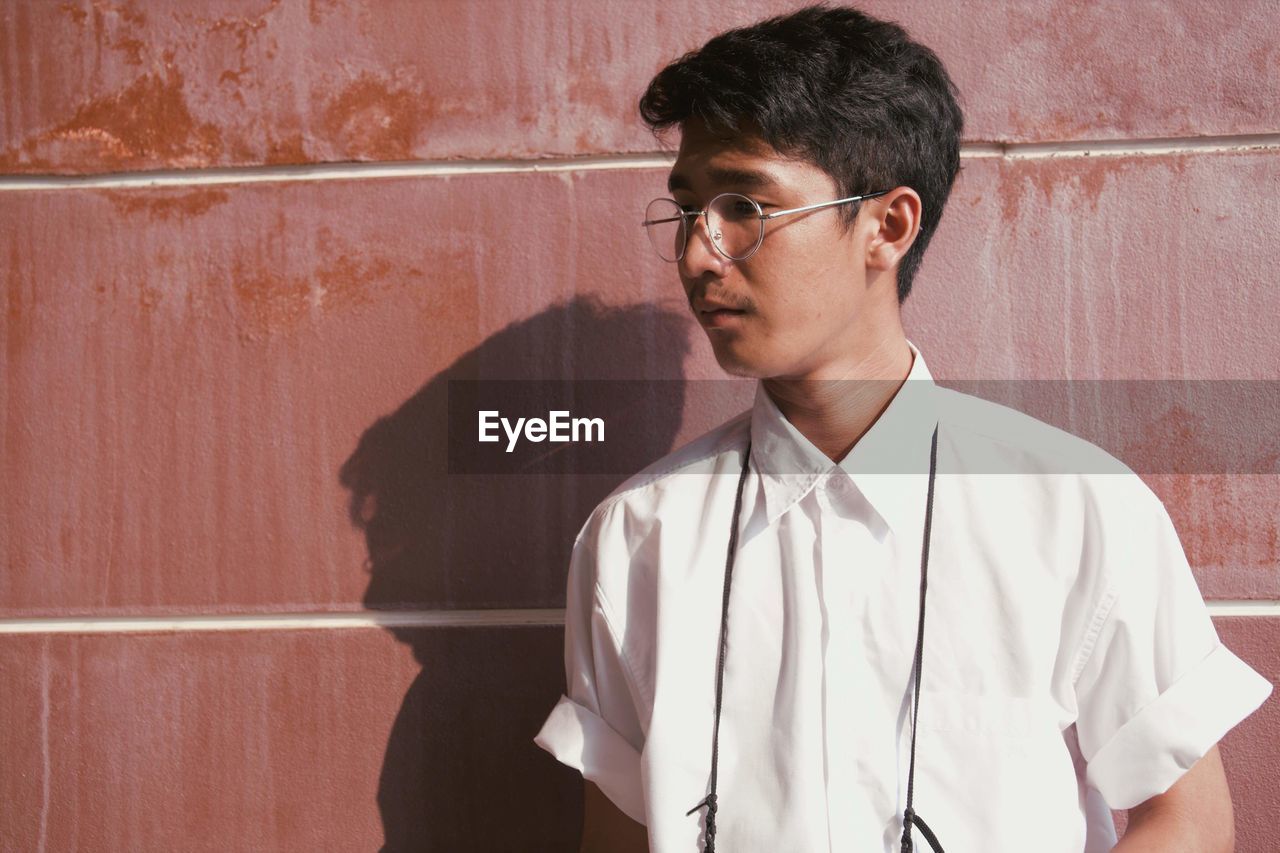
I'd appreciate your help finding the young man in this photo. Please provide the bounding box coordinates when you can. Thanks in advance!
[535,5,1271,852]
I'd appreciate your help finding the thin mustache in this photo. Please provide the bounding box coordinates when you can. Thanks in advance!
[688,290,754,312]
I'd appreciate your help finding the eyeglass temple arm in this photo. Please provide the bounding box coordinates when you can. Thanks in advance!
[760,189,891,220]
[641,190,890,226]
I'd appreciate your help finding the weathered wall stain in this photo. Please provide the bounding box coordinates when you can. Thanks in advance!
[199,0,282,93]
[320,72,429,162]
[93,186,231,220]
[0,67,224,171]
[4,1,1277,172]
[230,242,424,340]
[995,155,1137,226]
[1160,473,1280,575]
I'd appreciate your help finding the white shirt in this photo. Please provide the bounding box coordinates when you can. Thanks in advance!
[534,339,1271,852]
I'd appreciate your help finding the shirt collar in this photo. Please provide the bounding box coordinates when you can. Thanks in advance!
[748,338,939,534]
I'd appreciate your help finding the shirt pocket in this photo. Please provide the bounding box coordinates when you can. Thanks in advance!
[909,691,1080,850]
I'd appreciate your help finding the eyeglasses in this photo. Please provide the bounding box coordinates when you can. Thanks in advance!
[642,189,891,262]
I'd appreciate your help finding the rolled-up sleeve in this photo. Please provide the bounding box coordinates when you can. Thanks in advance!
[1071,478,1272,810]
[534,503,647,825]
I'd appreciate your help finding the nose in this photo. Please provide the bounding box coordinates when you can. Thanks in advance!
[679,212,731,280]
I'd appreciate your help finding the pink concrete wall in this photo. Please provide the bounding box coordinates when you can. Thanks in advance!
[1,1,1276,849]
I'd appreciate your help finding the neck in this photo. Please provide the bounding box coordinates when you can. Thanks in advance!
[762,333,914,463]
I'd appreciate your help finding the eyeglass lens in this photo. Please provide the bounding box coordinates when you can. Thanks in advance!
[643,194,765,262]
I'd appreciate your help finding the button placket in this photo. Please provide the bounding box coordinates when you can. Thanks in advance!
[812,486,838,852]
[820,486,864,852]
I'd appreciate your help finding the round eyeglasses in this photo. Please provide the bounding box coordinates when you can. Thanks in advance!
[642,189,892,263]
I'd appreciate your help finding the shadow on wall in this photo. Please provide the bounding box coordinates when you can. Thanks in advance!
[340,295,691,850]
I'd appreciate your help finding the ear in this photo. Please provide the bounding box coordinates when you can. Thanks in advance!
[864,187,922,274]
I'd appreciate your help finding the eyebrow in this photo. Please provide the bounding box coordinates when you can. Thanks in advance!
[667,165,782,195]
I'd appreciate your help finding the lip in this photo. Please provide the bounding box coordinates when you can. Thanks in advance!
[694,297,744,313]
[697,307,748,329]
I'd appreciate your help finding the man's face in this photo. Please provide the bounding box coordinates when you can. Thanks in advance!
[667,120,893,380]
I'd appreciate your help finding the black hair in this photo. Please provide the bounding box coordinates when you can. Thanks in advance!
[639,3,964,302]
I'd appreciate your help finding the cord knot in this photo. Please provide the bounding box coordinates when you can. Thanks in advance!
[685,792,717,817]
[900,806,915,853]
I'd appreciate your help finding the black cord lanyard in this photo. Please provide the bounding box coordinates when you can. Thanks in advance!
[687,424,944,853]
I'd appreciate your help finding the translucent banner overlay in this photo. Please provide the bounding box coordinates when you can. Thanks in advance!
[446,380,1280,476]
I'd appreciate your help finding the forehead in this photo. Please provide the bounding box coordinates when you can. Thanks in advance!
[667,120,831,195]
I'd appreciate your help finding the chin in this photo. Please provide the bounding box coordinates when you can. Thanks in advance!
[710,343,771,379]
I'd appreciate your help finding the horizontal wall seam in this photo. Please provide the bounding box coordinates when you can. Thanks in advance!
[0,609,567,634]
[1,133,1278,191]
[964,132,1280,159]
[1205,601,1280,617]
[0,601,1274,634]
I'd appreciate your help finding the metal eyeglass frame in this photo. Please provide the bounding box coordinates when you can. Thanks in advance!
[642,189,892,262]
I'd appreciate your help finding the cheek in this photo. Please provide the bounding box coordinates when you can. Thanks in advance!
[752,260,849,329]
[742,291,821,362]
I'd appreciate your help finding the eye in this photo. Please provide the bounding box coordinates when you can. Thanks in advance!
[717,198,760,222]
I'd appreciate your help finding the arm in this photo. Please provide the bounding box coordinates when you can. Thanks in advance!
[1112,744,1234,853]
[533,502,651,846]
[1067,478,1269,846]
[580,781,649,853]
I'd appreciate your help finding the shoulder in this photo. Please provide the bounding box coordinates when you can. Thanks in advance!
[934,384,1138,481]
[932,384,1169,543]
[933,384,1177,571]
